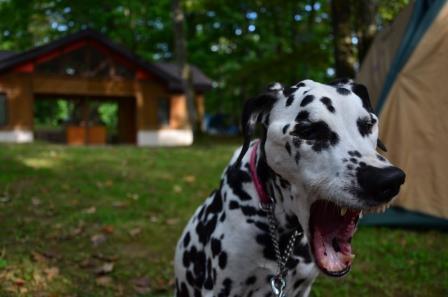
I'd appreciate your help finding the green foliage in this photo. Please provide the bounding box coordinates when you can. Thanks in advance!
[98,103,118,128]
[0,0,410,120]
[34,99,70,127]
[0,258,7,269]
[379,0,411,23]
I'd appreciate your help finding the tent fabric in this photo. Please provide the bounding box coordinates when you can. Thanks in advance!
[375,0,447,113]
[358,0,448,220]
[380,2,448,219]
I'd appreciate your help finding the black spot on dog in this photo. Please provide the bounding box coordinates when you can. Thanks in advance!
[184,249,206,289]
[185,271,195,287]
[285,214,302,230]
[285,142,291,155]
[292,240,312,263]
[357,117,373,137]
[293,278,305,290]
[309,121,340,152]
[283,86,297,97]
[196,205,206,221]
[348,151,362,158]
[203,257,214,290]
[245,276,257,285]
[240,205,263,216]
[359,161,366,167]
[300,95,314,107]
[377,154,386,161]
[229,200,239,209]
[195,215,218,245]
[350,158,358,164]
[207,191,223,214]
[183,246,196,267]
[282,124,290,134]
[211,238,222,257]
[177,281,190,297]
[254,221,269,232]
[183,232,191,248]
[193,289,201,297]
[296,110,309,122]
[286,257,300,269]
[320,97,335,113]
[218,252,227,269]
[296,82,306,88]
[336,87,350,95]
[256,233,275,261]
[227,166,252,201]
[292,138,302,148]
[219,212,226,222]
[286,95,295,107]
[292,120,339,151]
[204,278,213,290]
[347,164,354,170]
[218,278,232,297]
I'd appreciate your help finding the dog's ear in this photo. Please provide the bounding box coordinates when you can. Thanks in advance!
[329,78,352,86]
[234,84,281,167]
[351,83,374,113]
[377,139,388,152]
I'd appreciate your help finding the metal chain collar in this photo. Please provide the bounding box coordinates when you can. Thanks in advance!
[260,201,303,297]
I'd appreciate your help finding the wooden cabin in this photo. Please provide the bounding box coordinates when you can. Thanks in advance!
[0,29,212,146]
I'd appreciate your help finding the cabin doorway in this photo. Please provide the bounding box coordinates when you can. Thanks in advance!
[33,95,136,145]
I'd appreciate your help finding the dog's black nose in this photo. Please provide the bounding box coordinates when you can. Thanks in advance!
[357,165,406,202]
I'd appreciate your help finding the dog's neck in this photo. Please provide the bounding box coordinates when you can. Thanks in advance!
[255,141,306,235]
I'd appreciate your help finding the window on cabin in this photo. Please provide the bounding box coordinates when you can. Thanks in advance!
[158,97,170,128]
[0,93,7,126]
[35,45,134,79]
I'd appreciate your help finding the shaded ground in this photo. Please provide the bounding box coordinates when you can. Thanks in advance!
[0,139,447,297]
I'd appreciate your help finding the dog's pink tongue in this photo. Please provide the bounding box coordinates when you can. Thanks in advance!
[310,201,359,275]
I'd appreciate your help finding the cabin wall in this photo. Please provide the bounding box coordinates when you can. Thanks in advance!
[33,75,135,97]
[0,73,34,142]
[135,81,194,146]
[0,73,204,146]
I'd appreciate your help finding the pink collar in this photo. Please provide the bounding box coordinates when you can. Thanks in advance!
[249,141,271,205]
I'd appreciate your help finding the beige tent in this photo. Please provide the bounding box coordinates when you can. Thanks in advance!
[358,0,448,222]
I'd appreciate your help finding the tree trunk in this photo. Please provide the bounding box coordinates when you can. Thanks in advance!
[355,0,378,66]
[171,0,199,136]
[331,0,356,78]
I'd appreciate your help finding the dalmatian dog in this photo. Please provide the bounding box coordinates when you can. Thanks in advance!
[174,79,405,297]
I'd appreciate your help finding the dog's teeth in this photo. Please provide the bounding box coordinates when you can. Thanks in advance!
[359,211,363,218]
[340,207,348,216]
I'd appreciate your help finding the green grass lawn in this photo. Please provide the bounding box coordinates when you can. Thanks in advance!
[0,140,447,297]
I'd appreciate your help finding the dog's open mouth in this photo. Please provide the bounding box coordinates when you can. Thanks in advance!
[309,200,360,277]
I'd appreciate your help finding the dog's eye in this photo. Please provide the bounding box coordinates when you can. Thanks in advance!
[357,117,376,136]
[290,122,331,140]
